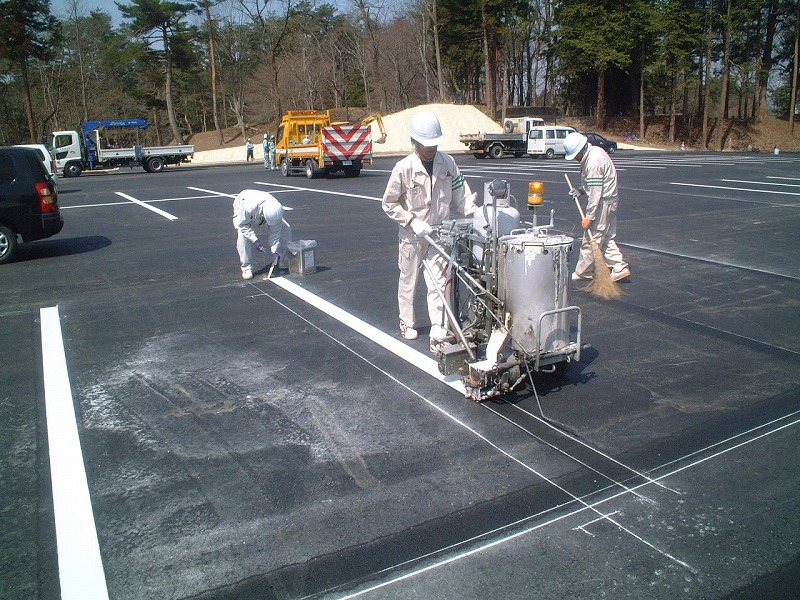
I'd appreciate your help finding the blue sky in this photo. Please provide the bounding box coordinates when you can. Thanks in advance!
[49,0,353,25]
[50,0,123,24]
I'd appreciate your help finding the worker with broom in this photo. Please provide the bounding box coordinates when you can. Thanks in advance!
[563,131,631,283]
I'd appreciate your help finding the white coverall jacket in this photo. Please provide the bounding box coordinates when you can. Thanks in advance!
[382,151,476,332]
[574,146,628,278]
[232,190,291,272]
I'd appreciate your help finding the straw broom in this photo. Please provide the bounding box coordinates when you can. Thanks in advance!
[564,174,621,300]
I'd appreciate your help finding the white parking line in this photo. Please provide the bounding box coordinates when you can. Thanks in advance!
[40,306,109,600]
[115,191,178,220]
[670,182,800,197]
[255,181,382,201]
[722,179,800,188]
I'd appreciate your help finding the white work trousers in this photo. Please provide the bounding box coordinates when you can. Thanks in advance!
[397,237,450,330]
[574,200,628,277]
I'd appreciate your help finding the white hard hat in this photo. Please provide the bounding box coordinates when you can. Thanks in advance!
[564,132,588,161]
[409,111,445,147]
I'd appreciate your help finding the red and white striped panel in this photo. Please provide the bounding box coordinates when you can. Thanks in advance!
[323,125,373,163]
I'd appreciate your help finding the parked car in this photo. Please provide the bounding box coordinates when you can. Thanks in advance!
[584,132,618,154]
[0,146,63,264]
[15,143,58,182]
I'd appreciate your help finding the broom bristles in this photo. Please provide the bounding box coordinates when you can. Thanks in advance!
[587,233,621,299]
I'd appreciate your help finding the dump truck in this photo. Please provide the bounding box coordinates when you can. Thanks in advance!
[275,110,384,178]
[50,119,194,177]
[460,116,545,159]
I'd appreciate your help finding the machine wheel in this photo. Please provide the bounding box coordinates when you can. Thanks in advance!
[473,153,486,159]
[305,159,319,179]
[545,148,555,159]
[0,224,18,265]
[64,162,82,177]
[488,145,504,159]
[343,166,361,177]
[608,145,616,154]
[281,157,290,177]
[147,157,165,172]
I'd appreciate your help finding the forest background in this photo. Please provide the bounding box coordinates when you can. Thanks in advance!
[2,0,799,154]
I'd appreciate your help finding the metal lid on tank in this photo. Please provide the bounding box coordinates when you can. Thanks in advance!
[499,231,573,247]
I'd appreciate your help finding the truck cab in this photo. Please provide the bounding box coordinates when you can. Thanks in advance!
[50,130,86,177]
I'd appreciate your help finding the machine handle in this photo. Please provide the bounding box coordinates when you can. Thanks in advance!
[535,305,582,371]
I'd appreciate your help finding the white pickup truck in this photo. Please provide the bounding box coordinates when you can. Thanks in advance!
[50,119,194,177]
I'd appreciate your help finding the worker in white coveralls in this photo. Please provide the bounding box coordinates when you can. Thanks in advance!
[382,111,477,351]
[232,189,291,280]
[563,131,631,283]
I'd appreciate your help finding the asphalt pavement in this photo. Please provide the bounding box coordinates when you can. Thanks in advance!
[1,151,799,600]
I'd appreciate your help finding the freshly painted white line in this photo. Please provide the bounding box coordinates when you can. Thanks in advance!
[268,277,464,393]
[115,191,178,220]
[40,306,109,600]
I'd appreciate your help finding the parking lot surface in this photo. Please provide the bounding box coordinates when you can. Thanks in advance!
[1,151,799,599]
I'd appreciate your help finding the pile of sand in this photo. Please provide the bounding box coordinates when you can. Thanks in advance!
[191,103,503,164]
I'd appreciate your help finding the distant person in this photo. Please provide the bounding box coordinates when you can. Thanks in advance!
[267,135,277,170]
[263,135,270,169]
[246,137,254,162]
[563,131,630,282]
[381,111,477,350]
[232,189,291,280]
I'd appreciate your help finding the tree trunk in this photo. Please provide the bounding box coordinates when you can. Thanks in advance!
[162,26,184,145]
[702,0,713,149]
[720,0,731,120]
[481,1,496,118]
[669,64,677,144]
[203,1,224,147]
[20,57,37,141]
[595,69,606,130]
[757,0,778,122]
[791,0,800,134]
[639,58,645,140]
[430,0,446,102]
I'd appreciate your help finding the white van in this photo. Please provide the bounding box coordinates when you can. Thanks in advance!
[15,143,58,182]
[526,126,576,159]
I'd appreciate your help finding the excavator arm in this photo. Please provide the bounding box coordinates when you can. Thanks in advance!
[361,113,387,144]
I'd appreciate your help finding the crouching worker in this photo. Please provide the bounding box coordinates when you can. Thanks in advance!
[232,189,291,280]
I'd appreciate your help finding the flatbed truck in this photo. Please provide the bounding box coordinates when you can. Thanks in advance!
[50,119,194,177]
[460,116,545,159]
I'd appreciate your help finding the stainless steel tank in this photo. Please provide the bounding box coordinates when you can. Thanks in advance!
[499,232,573,356]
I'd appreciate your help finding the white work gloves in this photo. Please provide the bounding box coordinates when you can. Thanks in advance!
[568,187,586,199]
[409,218,433,237]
